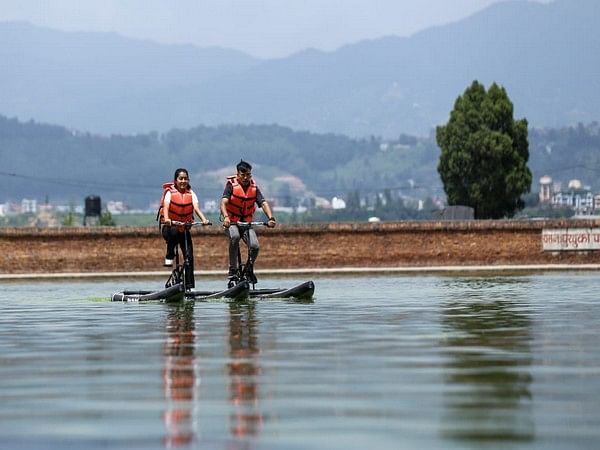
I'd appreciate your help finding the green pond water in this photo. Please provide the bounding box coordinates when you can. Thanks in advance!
[0,272,599,449]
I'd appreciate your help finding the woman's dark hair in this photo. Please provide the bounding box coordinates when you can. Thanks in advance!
[173,168,191,189]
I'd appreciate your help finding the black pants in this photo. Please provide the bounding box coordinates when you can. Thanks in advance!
[162,225,195,288]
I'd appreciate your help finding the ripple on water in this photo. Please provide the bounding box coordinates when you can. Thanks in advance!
[0,273,599,449]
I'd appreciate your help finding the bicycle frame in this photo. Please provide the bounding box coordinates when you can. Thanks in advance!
[165,221,211,291]
[231,221,267,289]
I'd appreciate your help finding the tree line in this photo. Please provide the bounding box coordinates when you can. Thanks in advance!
[0,116,437,209]
[2,91,600,220]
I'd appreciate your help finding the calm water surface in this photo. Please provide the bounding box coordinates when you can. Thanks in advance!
[1,273,599,449]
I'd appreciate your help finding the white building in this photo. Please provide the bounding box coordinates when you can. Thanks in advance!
[539,175,553,203]
[21,199,37,214]
[551,179,595,215]
[331,197,346,210]
[106,201,126,214]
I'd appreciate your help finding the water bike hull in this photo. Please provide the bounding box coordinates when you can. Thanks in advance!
[249,280,315,300]
[111,281,250,302]
[111,280,314,302]
[111,283,185,303]
[185,281,250,301]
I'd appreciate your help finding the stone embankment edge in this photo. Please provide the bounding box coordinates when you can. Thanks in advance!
[3,219,600,276]
[2,218,598,237]
[3,264,600,281]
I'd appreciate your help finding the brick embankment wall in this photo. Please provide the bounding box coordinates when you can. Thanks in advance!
[1,220,600,274]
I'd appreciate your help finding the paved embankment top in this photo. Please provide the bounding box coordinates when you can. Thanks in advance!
[3,218,600,237]
[2,264,600,281]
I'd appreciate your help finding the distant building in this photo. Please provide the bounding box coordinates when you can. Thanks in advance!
[331,197,346,210]
[552,179,594,215]
[21,198,37,214]
[314,197,331,209]
[539,175,553,203]
[107,201,126,215]
[539,176,600,215]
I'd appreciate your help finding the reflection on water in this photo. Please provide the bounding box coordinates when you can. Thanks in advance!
[1,275,600,449]
[163,302,197,447]
[162,300,264,446]
[441,278,534,442]
[227,302,263,438]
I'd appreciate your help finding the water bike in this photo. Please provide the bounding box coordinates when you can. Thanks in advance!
[112,221,248,302]
[227,221,315,301]
[111,221,314,302]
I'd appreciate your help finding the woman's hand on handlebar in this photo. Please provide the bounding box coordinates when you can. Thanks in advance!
[170,220,211,227]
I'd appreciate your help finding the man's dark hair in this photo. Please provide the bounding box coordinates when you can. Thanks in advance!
[236,160,252,173]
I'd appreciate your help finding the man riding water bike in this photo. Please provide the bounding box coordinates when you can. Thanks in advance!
[220,160,276,286]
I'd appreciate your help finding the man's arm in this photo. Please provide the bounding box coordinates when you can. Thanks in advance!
[255,187,276,227]
[220,197,231,228]
[260,200,276,228]
[221,182,233,228]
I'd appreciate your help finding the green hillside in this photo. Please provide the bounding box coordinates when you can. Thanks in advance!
[2,115,599,216]
[0,115,441,209]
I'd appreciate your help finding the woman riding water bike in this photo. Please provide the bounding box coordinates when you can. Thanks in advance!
[159,168,210,289]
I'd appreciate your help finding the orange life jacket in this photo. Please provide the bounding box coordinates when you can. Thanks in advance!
[225,175,257,223]
[157,182,194,231]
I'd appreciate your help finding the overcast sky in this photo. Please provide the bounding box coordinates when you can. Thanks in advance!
[0,0,552,58]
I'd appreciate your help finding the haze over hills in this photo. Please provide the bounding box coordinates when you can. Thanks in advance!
[0,0,598,137]
[0,21,259,133]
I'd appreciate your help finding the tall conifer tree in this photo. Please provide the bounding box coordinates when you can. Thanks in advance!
[436,81,532,219]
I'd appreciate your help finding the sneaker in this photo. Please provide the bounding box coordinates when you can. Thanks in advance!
[227,274,238,289]
[164,258,173,267]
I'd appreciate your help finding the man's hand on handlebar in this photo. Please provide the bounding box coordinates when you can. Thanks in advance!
[232,220,275,227]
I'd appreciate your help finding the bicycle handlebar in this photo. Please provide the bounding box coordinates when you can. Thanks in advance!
[171,220,212,227]
[235,221,267,226]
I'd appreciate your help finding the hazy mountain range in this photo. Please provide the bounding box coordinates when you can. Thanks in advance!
[1,0,598,138]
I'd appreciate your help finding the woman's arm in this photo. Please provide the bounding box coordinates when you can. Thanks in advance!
[163,191,172,225]
[192,191,210,224]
